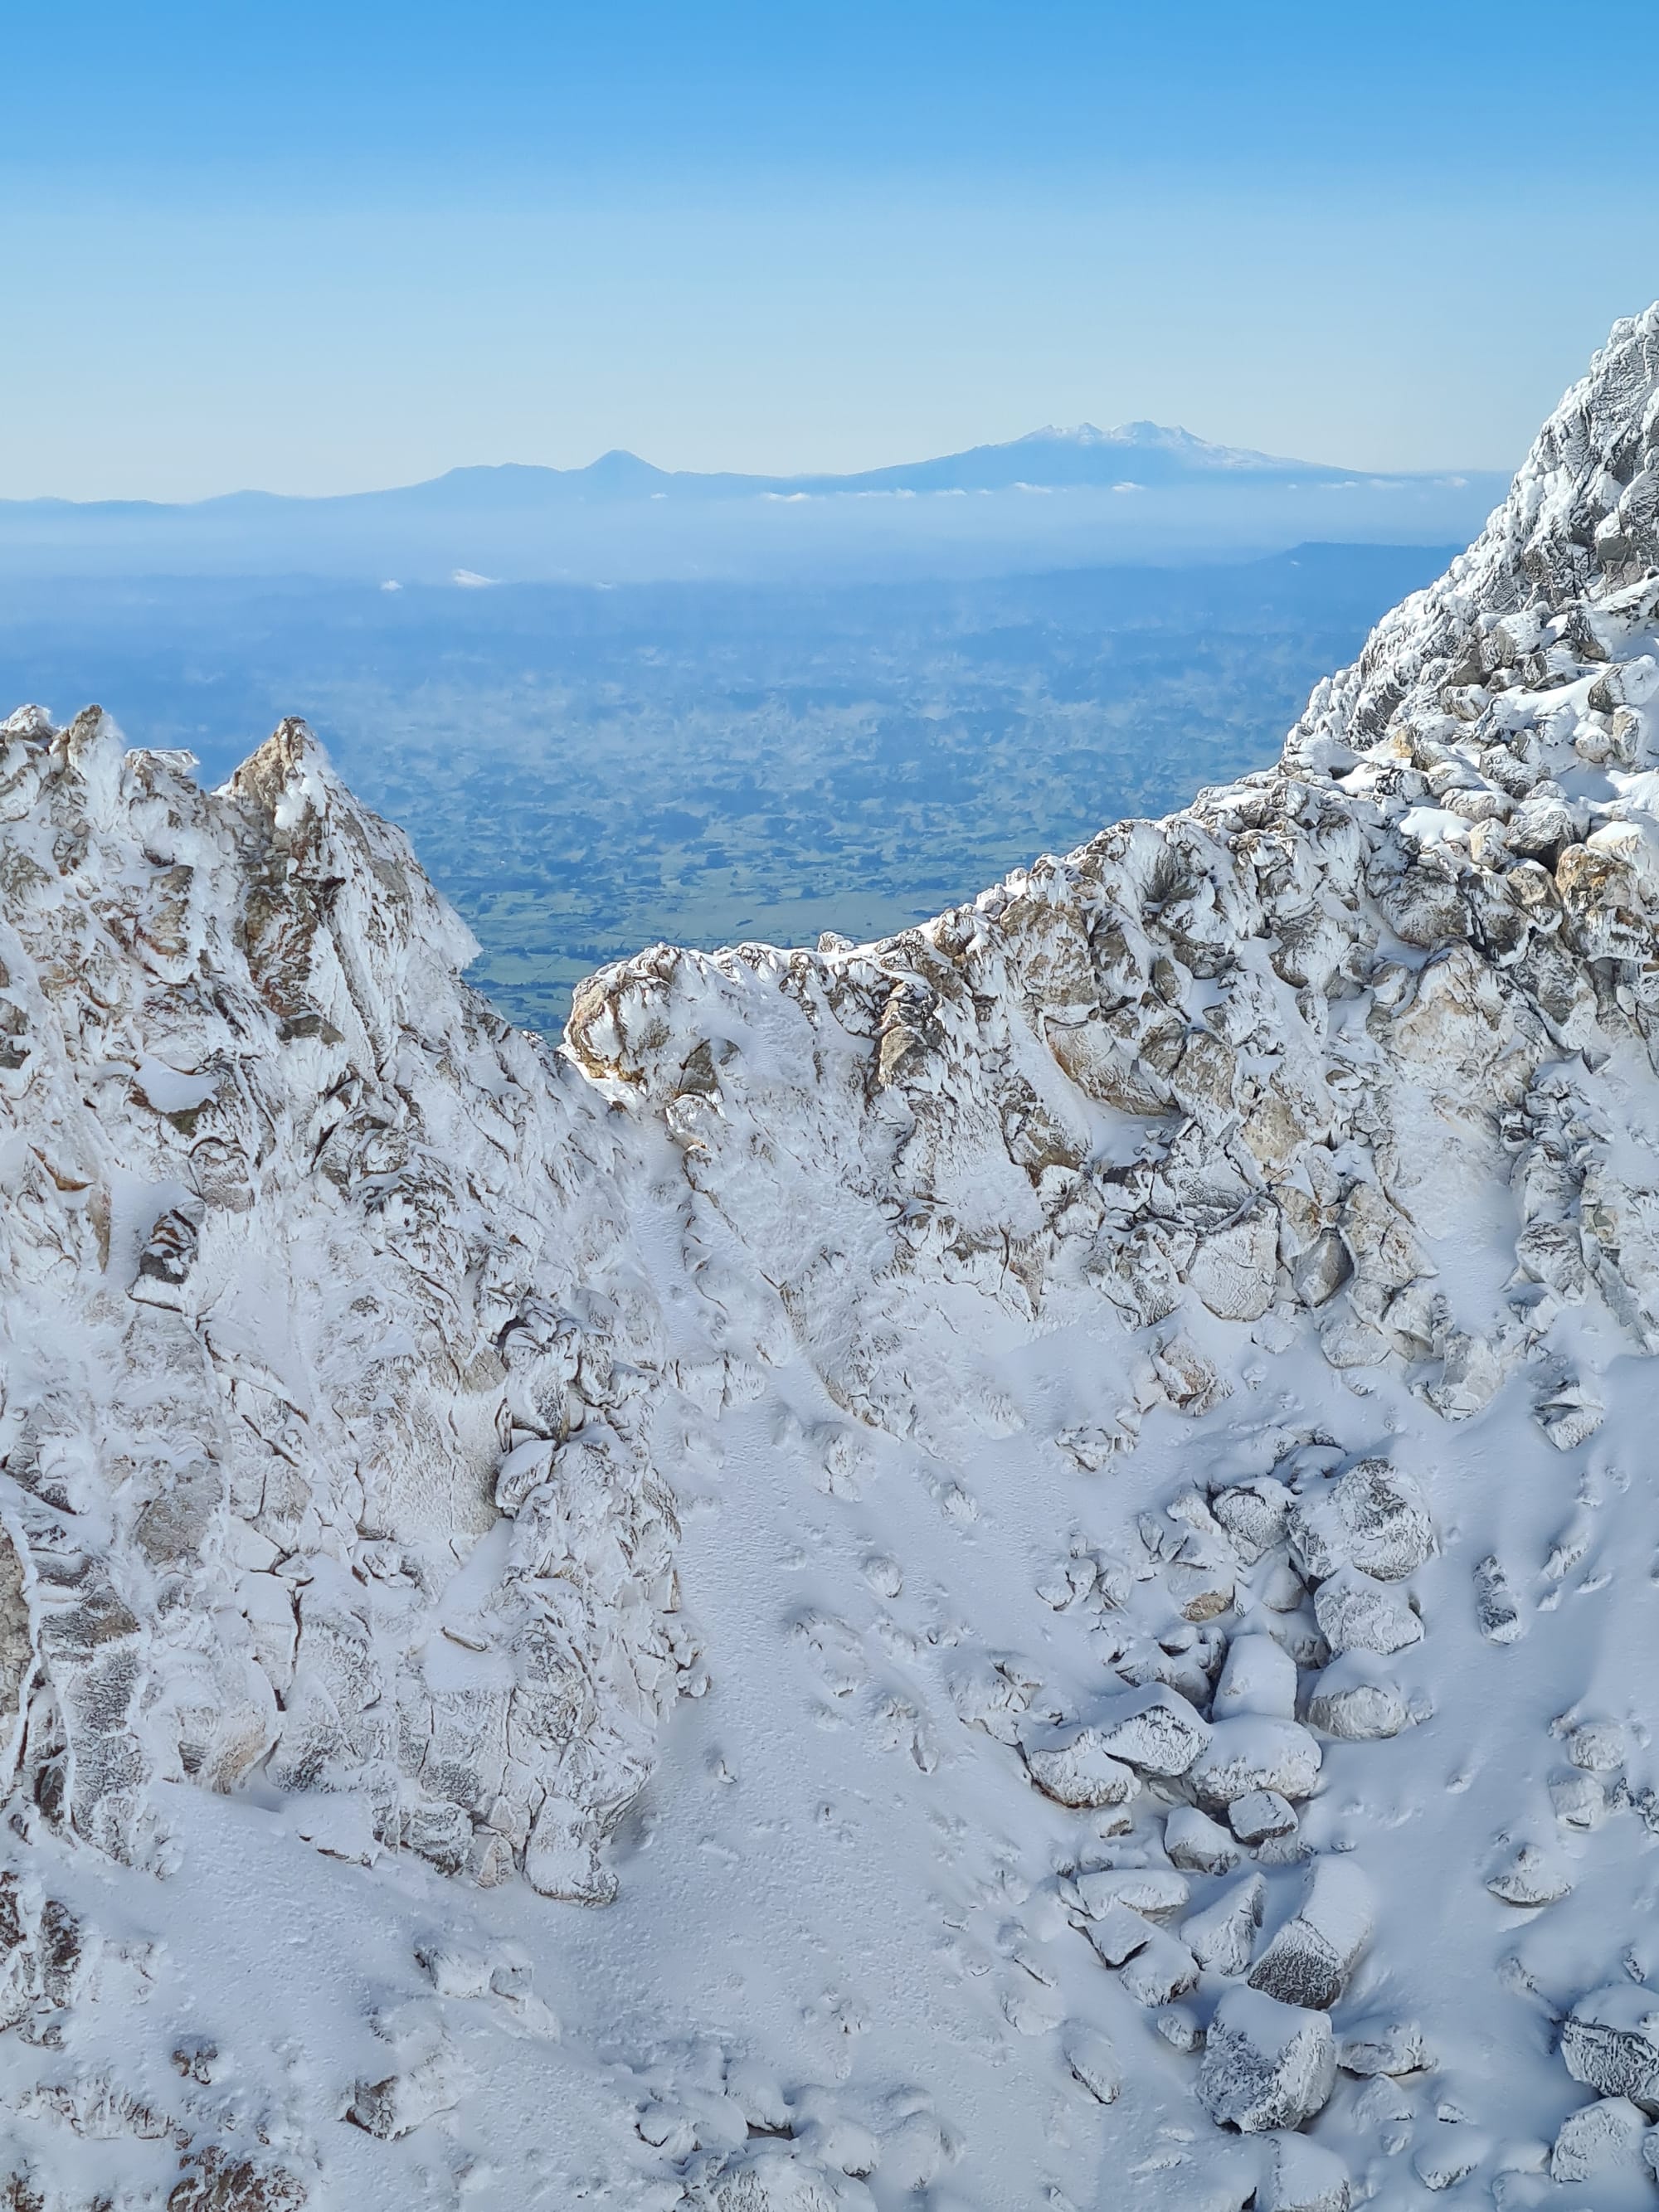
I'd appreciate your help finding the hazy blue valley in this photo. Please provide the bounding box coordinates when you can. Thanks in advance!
[0,542,1452,1029]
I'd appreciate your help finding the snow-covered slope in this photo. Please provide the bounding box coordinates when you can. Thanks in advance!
[7,309,1659,2210]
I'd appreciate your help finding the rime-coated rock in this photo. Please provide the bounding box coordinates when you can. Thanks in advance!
[1287,1460,1434,1583]
[21,302,1659,2200]
[1247,1858,1374,2010]
[0,715,693,1885]
[1190,1717,1322,1811]
[1305,1655,1409,1742]
[1312,1568,1423,1658]
[1259,2132,1350,2212]
[1474,1557,1525,1646]
[1181,1873,1266,1977]
[1092,1685,1213,1777]
[1023,1728,1139,1810]
[1197,1987,1337,2132]
[1550,2096,1647,2181]
[1560,1987,1659,2112]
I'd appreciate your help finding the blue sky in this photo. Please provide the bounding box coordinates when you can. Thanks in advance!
[7,1,1659,499]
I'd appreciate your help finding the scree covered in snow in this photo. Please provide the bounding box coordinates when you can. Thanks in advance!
[7,311,1659,2210]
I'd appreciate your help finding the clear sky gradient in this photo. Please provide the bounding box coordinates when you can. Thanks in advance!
[7,0,1659,500]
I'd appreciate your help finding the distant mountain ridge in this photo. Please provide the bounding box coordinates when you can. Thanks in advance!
[6,421,1477,517]
[0,423,1511,583]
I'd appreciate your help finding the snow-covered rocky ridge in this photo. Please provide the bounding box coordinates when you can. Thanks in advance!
[7,310,1659,2210]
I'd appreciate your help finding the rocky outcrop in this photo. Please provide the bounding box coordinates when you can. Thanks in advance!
[0,712,698,1898]
[13,305,1659,2205]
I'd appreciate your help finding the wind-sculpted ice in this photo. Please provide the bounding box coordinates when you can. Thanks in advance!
[10,309,1659,2206]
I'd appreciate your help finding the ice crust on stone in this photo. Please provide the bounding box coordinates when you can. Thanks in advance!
[1246,1857,1375,2010]
[1198,1987,1337,2132]
[10,307,1659,2205]
[1560,1986,1659,2112]
[1305,1652,1410,1741]
[1260,2130,1352,2212]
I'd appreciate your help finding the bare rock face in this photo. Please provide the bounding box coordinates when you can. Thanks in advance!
[168,2151,309,2210]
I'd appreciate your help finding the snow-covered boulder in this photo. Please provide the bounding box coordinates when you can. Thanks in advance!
[1560,1987,1659,2112]
[1181,1873,1266,1977]
[1062,2025,1120,2105]
[1550,2096,1647,2181]
[1082,1903,1156,1968]
[1312,1568,1423,1657]
[1213,1634,1299,1721]
[1287,1460,1434,1583]
[1486,1842,1574,1907]
[1072,1866,1190,1920]
[1259,2132,1350,2212]
[1120,1928,1201,2008]
[1337,2018,1429,2078]
[1305,1654,1409,1742]
[1022,1728,1139,1810]
[1190,1718,1322,1811]
[1247,1858,1374,2010]
[1209,1479,1293,1568]
[1198,1988,1337,2132]
[1165,1805,1242,1875]
[1092,1684,1213,1776]
[1230,1789,1299,1845]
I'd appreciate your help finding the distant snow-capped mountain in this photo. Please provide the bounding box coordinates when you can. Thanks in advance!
[6,421,1467,518]
[0,424,1510,584]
